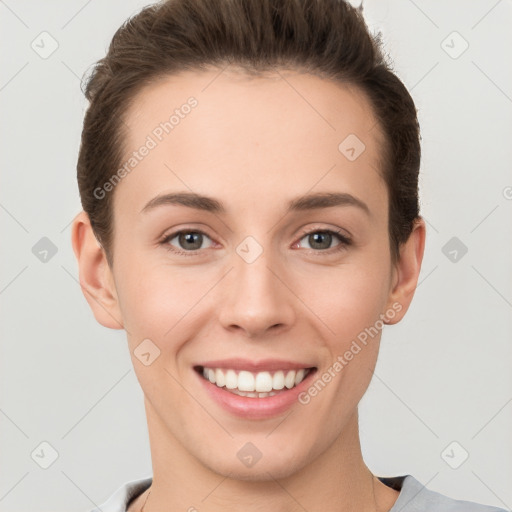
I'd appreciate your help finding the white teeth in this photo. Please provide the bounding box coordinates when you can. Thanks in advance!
[284,370,296,389]
[229,389,277,398]
[272,371,285,390]
[225,369,238,389]
[215,368,225,387]
[199,366,311,394]
[255,371,273,392]
[238,371,255,392]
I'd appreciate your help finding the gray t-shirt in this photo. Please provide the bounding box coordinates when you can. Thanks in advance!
[87,474,508,512]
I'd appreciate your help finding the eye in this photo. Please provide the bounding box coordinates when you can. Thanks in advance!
[294,228,351,253]
[160,230,215,255]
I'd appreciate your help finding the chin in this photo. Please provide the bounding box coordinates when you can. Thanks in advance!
[210,463,302,482]
[200,447,310,482]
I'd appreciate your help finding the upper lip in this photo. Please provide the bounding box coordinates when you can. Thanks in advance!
[195,358,316,372]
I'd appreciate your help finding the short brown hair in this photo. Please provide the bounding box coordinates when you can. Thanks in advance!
[77,0,421,267]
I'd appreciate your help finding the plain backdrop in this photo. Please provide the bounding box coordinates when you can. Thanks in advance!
[1,1,511,511]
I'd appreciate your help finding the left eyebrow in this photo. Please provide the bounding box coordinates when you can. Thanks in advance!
[287,191,371,216]
[140,191,371,217]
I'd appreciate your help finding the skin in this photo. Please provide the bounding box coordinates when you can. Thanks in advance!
[72,68,426,512]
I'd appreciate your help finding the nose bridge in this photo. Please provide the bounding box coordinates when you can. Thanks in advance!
[218,235,295,336]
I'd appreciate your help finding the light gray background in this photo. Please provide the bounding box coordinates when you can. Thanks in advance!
[1,1,511,511]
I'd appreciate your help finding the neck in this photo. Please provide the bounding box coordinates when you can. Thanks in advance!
[140,398,397,512]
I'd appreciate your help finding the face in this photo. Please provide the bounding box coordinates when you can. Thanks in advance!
[88,68,417,480]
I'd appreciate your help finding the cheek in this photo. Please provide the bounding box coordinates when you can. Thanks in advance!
[116,264,202,397]
[114,256,196,342]
[298,261,389,342]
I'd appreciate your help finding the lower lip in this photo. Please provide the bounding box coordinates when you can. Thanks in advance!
[195,368,317,420]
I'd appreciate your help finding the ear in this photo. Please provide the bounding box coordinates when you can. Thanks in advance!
[383,217,426,325]
[70,211,124,330]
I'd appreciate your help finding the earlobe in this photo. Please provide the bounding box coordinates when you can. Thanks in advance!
[384,217,426,325]
[71,211,124,330]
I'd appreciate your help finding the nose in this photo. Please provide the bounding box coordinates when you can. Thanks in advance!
[218,245,296,338]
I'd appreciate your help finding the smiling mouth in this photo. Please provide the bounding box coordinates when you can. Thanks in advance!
[194,365,317,398]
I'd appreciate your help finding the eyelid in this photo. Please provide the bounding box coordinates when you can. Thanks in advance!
[157,222,217,244]
[295,224,352,243]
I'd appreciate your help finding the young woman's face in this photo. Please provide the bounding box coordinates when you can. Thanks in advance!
[103,69,416,479]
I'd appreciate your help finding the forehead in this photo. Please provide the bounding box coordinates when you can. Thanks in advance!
[124,68,381,146]
[115,68,387,218]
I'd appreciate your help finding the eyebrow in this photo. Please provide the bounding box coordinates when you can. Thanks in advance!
[140,191,371,216]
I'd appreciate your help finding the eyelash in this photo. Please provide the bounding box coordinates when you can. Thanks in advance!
[158,227,352,257]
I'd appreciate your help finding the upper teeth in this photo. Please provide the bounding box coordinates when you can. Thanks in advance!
[202,367,309,392]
